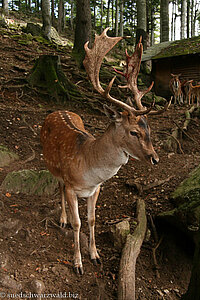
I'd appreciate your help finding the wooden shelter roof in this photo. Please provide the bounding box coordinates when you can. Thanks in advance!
[142,36,200,62]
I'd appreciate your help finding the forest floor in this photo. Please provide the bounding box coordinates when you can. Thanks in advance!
[0,13,200,300]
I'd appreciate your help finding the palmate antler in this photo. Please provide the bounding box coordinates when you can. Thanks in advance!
[83,28,170,115]
[114,36,154,111]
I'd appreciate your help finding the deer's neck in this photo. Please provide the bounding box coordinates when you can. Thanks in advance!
[83,123,128,184]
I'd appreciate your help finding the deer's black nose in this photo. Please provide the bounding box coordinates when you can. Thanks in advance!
[151,156,159,165]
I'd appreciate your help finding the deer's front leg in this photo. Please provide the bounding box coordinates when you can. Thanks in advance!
[87,186,101,265]
[65,187,83,275]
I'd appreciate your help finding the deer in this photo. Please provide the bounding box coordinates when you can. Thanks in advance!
[187,80,200,106]
[169,73,183,105]
[40,28,170,275]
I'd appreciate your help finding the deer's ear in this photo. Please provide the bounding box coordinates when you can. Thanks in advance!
[103,105,122,122]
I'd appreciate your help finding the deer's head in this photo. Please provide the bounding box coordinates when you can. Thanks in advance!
[83,28,170,166]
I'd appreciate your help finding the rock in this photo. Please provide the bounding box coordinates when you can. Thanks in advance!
[0,274,22,291]
[52,264,71,277]
[24,22,69,46]
[154,95,167,105]
[144,92,167,105]
[0,17,7,28]
[172,164,200,204]
[0,145,19,167]
[0,251,10,268]
[30,279,45,294]
[1,169,58,196]
[24,22,42,36]
[110,220,130,250]
[157,164,200,238]
[0,218,22,238]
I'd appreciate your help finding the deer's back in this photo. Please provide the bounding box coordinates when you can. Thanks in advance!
[40,111,93,179]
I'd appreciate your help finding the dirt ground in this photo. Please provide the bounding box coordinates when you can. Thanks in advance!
[0,17,200,300]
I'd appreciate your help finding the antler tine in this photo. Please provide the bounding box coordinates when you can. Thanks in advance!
[118,36,155,111]
[117,36,171,115]
[83,28,149,115]
[148,97,172,115]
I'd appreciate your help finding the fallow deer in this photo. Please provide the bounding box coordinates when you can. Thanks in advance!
[169,73,183,105]
[41,28,170,275]
[187,80,200,106]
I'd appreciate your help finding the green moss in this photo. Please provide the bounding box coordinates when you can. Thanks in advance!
[34,35,51,45]
[153,36,200,59]
[1,169,58,196]
[172,165,200,200]
[0,145,19,167]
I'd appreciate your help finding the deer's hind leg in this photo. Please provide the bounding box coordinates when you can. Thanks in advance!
[59,181,68,227]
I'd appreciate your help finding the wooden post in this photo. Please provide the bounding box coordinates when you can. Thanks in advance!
[118,199,147,300]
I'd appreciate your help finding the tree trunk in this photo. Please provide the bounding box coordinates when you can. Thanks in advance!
[42,0,51,41]
[119,0,124,37]
[73,0,92,67]
[150,0,155,45]
[181,0,187,39]
[70,0,74,29]
[115,0,119,36]
[93,0,96,29]
[118,199,147,300]
[112,0,114,29]
[190,0,194,36]
[58,0,65,34]
[28,0,31,12]
[100,0,103,32]
[160,0,169,42]
[27,55,80,101]
[187,0,190,38]
[136,0,147,50]
[51,0,56,28]
[106,0,111,28]
[2,0,9,15]
[192,0,198,37]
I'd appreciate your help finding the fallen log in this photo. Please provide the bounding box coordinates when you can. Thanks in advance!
[118,199,147,300]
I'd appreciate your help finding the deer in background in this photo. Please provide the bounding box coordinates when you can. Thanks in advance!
[41,29,170,275]
[187,80,200,106]
[169,73,183,105]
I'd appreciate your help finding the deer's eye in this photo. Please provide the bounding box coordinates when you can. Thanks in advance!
[130,131,138,137]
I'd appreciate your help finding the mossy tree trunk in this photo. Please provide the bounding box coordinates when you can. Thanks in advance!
[27,55,81,102]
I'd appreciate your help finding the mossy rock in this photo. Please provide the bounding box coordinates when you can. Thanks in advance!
[144,92,167,105]
[158,165,200,233]
[33,35,50,45]
[24,22,69,46]
[172,165,200,205]
[0,145,19,167]
[24,22,42,36]
[0,17,7,28]
[1,169,58,196]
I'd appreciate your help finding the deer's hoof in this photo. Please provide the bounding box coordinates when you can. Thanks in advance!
[74,265,84,275]
[60,215,67,228]
[91,258,101,266]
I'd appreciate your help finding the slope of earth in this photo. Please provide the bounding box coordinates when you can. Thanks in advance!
[0,19,200,300]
